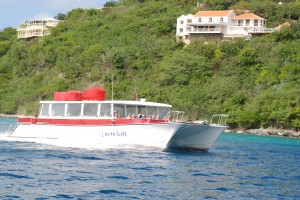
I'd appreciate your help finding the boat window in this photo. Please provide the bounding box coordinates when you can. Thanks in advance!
[40,103,50,117]
[158,107,170,119]
[67,103,82,117]
[126,105,137,118]
[99,103,111,117]
[83,103,98,117]
[51,103,66,117]
[137,106,146,118]
[113,104,125,118]
[147,106,158,119]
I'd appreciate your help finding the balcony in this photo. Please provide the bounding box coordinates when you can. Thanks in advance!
[17,29,49,39]
[223,34,244,38]
[186,27,222,33]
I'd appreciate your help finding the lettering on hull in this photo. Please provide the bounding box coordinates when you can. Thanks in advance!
[100,131,127,137]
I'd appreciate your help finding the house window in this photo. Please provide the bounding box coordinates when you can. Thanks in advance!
[180,20,184,24]
[254,19,258,26]
[220,17,223,22]
[246,19,250,26]
[198,18,202,22]
[187,19,192,23]
[179,28,183,33]
[238,20,243,26]
[185,35,189,39]
[209,17,212,22]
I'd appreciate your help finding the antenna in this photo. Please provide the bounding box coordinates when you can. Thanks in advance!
[135,88,138,101]
[111,70,114,101]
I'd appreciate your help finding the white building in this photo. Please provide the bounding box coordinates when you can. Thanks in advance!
[17,18,61,39]
[176,10,274,44]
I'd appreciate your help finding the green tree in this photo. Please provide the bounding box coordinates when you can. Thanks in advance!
[104,0,118,7]
[55,13,67,20]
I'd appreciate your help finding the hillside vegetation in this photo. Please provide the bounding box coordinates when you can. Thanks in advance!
[0,0,300,130]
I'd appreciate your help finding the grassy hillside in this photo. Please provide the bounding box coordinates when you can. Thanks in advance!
[0,0,300,130]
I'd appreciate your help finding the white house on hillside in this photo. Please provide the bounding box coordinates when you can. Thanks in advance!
[177,10,275,44]
[17,18,61,39]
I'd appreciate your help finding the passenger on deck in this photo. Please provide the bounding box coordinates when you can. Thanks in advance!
[114,111,120,118]
[167,116,172,122]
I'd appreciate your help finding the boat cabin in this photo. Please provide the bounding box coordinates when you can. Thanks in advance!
[38,100,172,120]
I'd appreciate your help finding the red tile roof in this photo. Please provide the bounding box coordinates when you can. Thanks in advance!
[233,13,264,20]
[195,10,233,17]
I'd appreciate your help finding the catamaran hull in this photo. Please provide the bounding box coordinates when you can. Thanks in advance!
[166,124,227,151]
[6,123,227,151]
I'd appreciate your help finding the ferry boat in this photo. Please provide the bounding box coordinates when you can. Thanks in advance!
[5,88,229,151]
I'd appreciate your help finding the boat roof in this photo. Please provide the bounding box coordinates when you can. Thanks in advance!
[40,100,172,108]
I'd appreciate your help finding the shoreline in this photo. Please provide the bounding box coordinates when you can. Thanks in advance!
[0,114,19,118]
[226,128,300,138]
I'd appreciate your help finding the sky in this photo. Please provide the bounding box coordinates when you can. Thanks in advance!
[0,0,108,30]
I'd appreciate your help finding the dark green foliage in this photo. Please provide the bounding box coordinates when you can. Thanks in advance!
[0,28,16,57]
[0,27,16,41]
[271,21,300,42]
[203,0,239,10]
[0,0,299,130]
[55,13,67,20]
[104,0,118,7]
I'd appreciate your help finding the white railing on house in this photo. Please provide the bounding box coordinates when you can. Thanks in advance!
[186,27,221,33]
[247,27,275,33]
[18,29,49,39]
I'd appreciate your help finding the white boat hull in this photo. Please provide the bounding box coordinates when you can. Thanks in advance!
[167,124,227,151]
[4,123,227,151]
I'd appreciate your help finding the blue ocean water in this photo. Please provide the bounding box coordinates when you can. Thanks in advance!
[0,118,299,199]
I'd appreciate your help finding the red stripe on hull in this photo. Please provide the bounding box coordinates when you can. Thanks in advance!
[18,117,37,124]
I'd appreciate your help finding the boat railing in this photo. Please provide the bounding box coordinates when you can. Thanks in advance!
[169,111,185,122]
[6,123,18,136]
[210,114,229,126]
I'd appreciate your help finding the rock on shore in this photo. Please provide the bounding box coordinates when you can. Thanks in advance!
[0,114,18,118]
[227,128,300,138]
